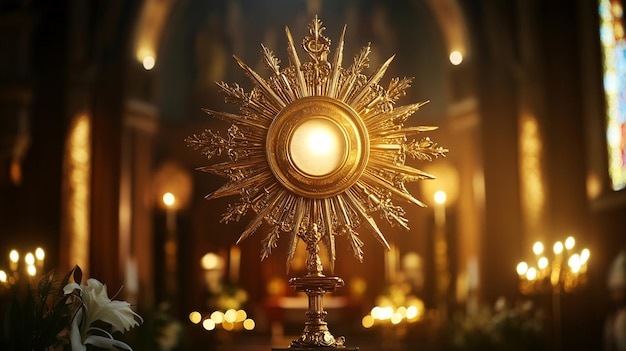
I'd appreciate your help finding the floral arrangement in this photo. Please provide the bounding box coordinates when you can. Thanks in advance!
[0,265,142,351]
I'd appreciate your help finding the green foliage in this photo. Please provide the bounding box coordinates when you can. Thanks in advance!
[1,266,77,351]
[132,302,189,351]
[448,298,545,351]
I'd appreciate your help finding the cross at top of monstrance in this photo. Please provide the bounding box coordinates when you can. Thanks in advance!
[186,16,447,349]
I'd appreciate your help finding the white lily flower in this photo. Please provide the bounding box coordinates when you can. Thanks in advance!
[64,278,142,350]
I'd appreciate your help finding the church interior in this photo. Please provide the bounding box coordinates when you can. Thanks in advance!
[1,0,625,350]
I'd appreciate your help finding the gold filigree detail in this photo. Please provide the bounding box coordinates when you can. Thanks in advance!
[187,16,447,273]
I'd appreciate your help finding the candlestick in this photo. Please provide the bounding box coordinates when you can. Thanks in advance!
[9,250,19,272]
[433,190,449,324]
[35,247,45,271]
[163,192,178,302]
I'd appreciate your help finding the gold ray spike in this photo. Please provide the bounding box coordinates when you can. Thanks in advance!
[187,16,447,270]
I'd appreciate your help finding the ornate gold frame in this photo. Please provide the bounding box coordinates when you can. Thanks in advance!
[267,96,369,198]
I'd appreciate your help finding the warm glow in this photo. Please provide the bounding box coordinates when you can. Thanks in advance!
[553,241,564,255]
[162,192,175,207]
[25,253,35,265]
[397,306,407,318]
[202,319,216,330]
[0,270,7,282]
[365,303,423,327]
[580,248,590,264]
[10,159,21,185]
[224,309,237,323]
[210,311,224,324]
[27,265,36,276]
[406,305,419,319]
[67,114,91,272]
[290,118,346,176]
[235,309,247,322]
[532,242,544,255]
[35,248,45,260]
[371,306,395,320]
[526,267,537,280]
[362,315,375,328]
[370,306,380,319]
[390,312,402,324]
[189,311,202,324]
[516,262,529,275]
[449,50,463,65]
[568,254,581,272]
[519,114,545,236]
[201,253,220,270]
[434,190,447,205]
[243,318,255,330]
[565,236,575,250]
[142,55,155,70]
[9,250,18,263]
[518,237,589,294]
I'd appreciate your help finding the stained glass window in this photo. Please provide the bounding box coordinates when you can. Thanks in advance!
[599,0,626,191]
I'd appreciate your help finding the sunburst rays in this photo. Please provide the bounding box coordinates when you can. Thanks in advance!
[186,16,447,273]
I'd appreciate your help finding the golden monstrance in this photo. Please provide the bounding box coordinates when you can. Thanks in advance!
[187,16,447,350]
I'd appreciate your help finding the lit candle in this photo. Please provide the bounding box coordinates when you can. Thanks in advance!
[163,192,176,234]
[551,241,564,286]
[526,267,538,281]
[27,265,36,277]
[580,248,590,273]
[564,236,575,251]
[35,247,45,271]
[516,262,529,278]
[9,250,19,272]
[162,192,178,299]
[25,252,35,266]
[433,191,447,228]
[568,254,581,274]
[553,241,564,255]
[25,252,36,278]
[537,256,549,279]
[532,241,544,256]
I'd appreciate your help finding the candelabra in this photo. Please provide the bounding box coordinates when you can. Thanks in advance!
[0,247,46,288]
[516,237,589,295]
[516,237,590,351]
